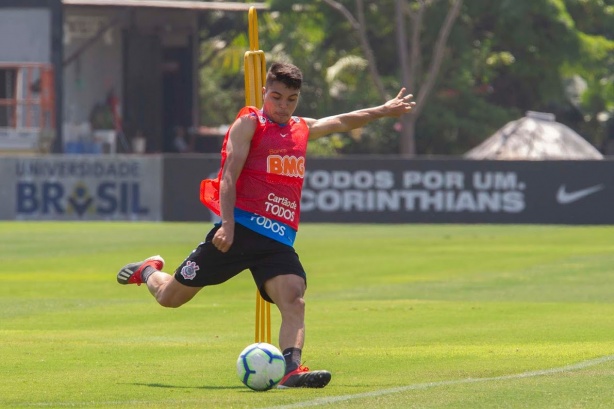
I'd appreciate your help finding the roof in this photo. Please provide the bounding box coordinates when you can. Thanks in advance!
[62,0,268,11]
[465,111,603,160]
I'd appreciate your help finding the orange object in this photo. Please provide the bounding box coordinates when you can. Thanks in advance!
[246,7,272,344]
[0,63,54,130]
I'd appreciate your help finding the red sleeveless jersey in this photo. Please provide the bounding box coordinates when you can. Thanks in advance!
[200,106,309,230]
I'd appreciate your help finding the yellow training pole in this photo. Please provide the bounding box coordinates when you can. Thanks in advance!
[244,8,266,108]
[246,7,271,344]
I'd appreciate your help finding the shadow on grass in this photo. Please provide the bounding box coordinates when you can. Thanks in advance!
[130,382,245,390]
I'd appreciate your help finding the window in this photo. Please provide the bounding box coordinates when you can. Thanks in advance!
[0,68,18,128]
[0,64,54,131]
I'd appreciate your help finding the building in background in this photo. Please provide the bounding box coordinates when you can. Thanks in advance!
[0,0,266,155]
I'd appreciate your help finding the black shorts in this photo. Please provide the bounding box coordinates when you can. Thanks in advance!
[173,223,306,303]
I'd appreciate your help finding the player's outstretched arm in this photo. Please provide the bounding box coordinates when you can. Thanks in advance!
[306,88,416,140]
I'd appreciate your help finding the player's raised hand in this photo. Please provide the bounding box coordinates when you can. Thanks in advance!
[383,88,416,117]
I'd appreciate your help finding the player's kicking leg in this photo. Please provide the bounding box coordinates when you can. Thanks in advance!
[117,255,202,308]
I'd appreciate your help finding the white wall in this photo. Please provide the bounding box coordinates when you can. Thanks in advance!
[63,8,123,125]
[0,9,51,63]
[61,7,197,129]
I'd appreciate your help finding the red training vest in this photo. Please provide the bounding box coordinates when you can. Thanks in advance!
[200,106,309,230]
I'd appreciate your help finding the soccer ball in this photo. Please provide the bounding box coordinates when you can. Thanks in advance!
[236,342,286,391]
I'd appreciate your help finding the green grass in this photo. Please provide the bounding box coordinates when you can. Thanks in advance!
[1,222,613,408]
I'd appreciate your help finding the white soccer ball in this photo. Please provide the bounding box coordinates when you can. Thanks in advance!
[236,342,286,391]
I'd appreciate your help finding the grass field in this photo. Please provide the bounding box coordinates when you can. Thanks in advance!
[1,222,613,408]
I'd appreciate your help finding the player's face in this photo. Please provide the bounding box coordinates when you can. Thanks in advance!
[262,81,300,124]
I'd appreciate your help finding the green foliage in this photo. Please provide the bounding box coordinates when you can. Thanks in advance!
[307,133,347,156]
[340,117,401,155]
[416,92,518,155]
[415,0,614,152]
[560,1,614,147]
[196,0,613,155]
[197,13,248,125]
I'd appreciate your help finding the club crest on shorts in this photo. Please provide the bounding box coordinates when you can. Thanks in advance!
[180,261,200,280]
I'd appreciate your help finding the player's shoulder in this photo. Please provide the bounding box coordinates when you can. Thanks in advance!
[230,112,259,137]
[234,108,263,127]
[290,116,304,125]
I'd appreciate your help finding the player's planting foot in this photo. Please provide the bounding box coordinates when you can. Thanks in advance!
[117,255,164,286]
[277,365,331,388]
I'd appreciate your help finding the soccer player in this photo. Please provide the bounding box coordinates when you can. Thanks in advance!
[117,62,415,388]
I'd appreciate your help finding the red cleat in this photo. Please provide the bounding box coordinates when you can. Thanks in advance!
[117,255,164,286]
[277,365,331,389]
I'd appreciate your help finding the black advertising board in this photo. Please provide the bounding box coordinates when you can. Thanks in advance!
[299,158,614,224]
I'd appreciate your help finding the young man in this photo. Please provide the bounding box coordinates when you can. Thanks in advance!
[117,62,415,388]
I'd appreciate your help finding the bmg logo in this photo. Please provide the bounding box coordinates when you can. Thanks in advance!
[17,181,150,217]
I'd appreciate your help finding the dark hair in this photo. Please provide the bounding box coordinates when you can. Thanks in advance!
[266,62,303,90]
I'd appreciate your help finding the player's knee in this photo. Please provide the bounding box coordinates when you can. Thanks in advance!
[294,296,305,313]
[280,293,305,315]
[265,274,305,313]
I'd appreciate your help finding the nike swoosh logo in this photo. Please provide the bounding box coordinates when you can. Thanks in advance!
[556,184,604,204]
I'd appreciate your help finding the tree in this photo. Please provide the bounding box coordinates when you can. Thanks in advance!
[321,0,463,156]
[200,1,614,156]
[197,12,251,125]
[397,0,463,155]
[562,0,614,149]
[454,0,614,150]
